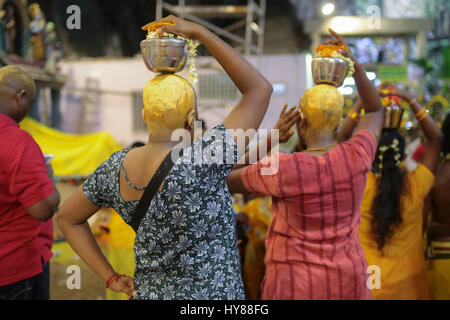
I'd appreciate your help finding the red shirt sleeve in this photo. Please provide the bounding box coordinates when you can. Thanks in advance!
[8,132,55,208]
[241,152,290,197]
[340,130,378,172]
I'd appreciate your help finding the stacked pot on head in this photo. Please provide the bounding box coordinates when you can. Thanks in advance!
[380,89,405,129]
[311,44,350,88]
[311,43,404,129]
[140,36,188,74]
[140,22,189,74]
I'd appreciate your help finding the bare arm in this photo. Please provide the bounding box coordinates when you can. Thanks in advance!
[56,187,136,298]
[27,191,60,221]
[154,16,273,141]
[336,82,396,143]
[227,105,300,193]
[337,99,363,143]
[227,167,248,194]
[233,104,299,170]
[352,64,384,141]
[328,28,383,141]
[26,163,60,221]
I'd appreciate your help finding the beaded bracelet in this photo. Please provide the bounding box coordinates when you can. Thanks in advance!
[415,108,428,122]
[106,273,123,288]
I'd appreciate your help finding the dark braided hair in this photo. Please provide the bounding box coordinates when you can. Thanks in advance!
[371,129,406,252]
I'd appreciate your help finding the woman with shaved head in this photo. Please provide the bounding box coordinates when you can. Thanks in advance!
[57,16,273,300]
[228,29,384,300]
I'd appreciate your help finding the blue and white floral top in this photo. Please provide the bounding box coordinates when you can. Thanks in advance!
[82,124,244,300]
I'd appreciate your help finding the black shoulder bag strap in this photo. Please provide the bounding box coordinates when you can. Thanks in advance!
[129,149,181,232]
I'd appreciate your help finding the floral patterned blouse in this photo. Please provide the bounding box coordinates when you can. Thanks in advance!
[83,124,244,300]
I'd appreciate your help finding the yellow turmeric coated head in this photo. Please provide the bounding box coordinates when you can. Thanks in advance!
[142,74,196,137]
[299,84,343,135]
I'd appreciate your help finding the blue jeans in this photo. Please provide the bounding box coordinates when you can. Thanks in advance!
[0,261,50,300]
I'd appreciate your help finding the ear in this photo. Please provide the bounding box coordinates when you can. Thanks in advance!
[15,90,26,107]
[334,118,343,134]
[184,109,197,131]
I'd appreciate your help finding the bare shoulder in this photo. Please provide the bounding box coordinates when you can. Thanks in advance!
[431,161,450,222]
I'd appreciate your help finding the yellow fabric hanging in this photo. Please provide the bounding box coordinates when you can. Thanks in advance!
[20,117,122,177]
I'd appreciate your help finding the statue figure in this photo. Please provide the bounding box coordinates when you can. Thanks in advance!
[28,3,46,61]
[0,10,6,53]
[43,21,62,73]
[4,3,16,54]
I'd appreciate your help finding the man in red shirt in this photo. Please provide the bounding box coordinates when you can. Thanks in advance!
[0,65,60,300]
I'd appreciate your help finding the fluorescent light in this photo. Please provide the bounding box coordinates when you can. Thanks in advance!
[322,3,335,16]
[272,83,287,97]
[338,86,354,95]
[367,72,376,80]
[343,72,376,86]
[343,77,355,86]
[305,53,313,89]
[329,16,365,34]
[250,22,260,32]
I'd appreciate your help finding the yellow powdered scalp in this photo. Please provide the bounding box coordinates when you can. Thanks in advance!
[300,84,343,132]
[142,74,196,135]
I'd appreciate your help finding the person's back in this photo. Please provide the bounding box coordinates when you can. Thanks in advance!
[0,121,44,285]
[0,65,59,299]
[227,30,385,300]
[57,16,273,300]
[83,124,243,299]
[242,129,376,299]
[357,87,442,300]
[359,163,433,299]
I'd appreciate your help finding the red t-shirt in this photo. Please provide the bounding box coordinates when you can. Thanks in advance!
[0,114,55,286]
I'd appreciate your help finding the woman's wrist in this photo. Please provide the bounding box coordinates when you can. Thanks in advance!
[105,273,120,288]
[354,100,363,112]
[405,95,422,113]
[406,97,416,105]
[103,268,118,282]
[396,91,411,102]
[193,25,210,42]
[415,107,428,122]
[353,61,364,75]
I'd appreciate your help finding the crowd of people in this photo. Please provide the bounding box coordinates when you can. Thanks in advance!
[0,16,448,300]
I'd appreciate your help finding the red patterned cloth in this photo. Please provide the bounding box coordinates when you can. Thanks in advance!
[242,130,377,300]
[412,144,425,162]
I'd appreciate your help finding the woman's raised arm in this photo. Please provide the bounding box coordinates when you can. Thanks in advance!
[154,16,273,141]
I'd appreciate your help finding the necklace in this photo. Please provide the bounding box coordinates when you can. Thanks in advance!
[121,163,146,190]
[304,143,337,152]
